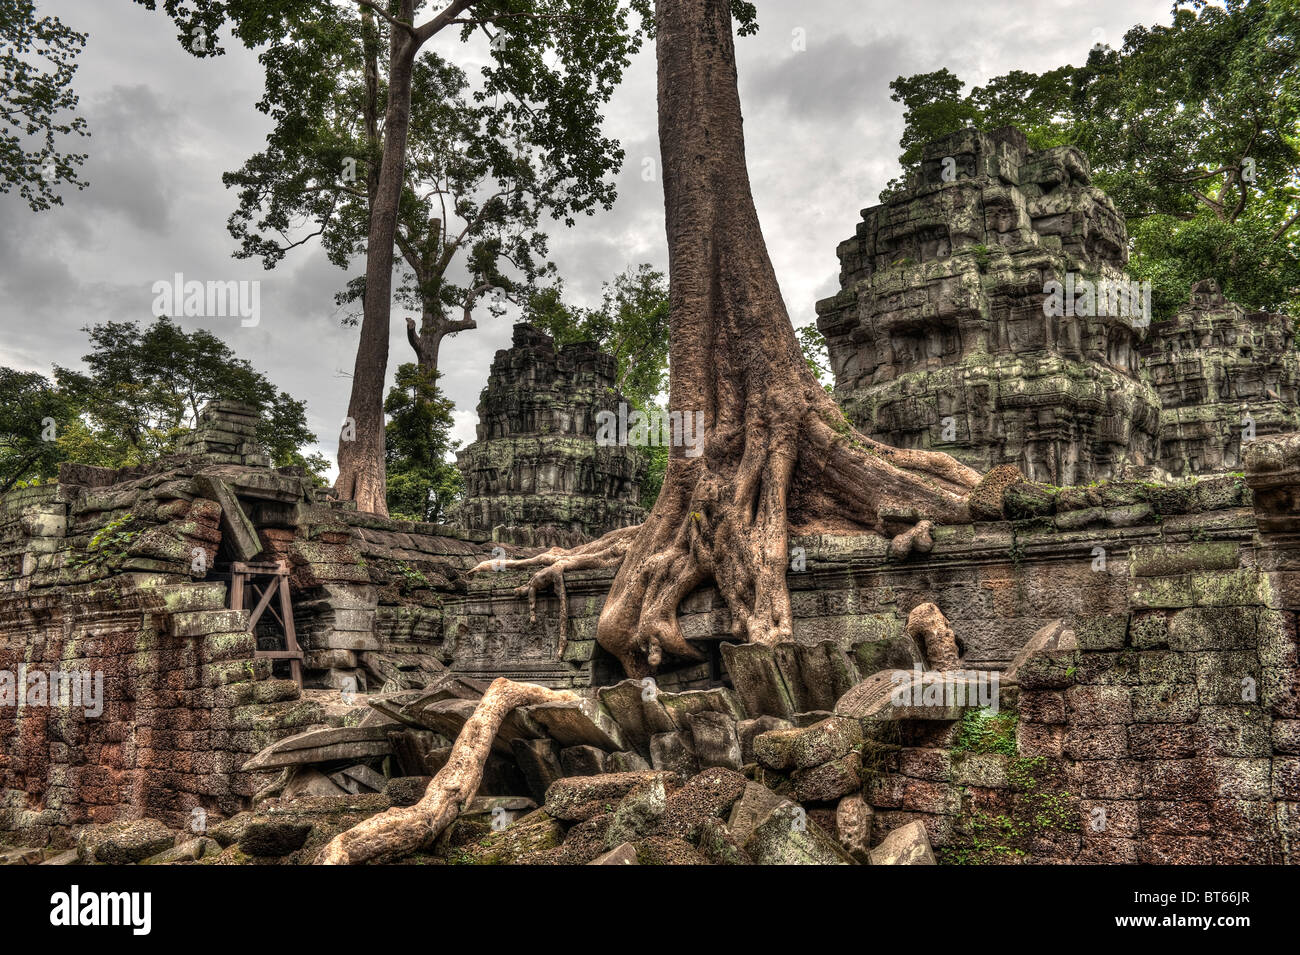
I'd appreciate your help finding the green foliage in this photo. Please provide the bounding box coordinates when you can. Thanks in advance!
[65,514,141,570]
[0,0,88,211]
[796,325,833,390]
[952,709,1019,756]
[0,318,325,489]
[886,0,1300,315]
[384,363,463,523]
[140,0,651,333]
[527,263,670,410]
[50,317,321,476]
[0,367,75,493]
[390,560,431,594]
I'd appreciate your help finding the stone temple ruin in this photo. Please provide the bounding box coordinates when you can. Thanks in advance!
[455,324,646,545]
[2,127,1300,866]
[3,393,1299,865]
[816,126,1300,485]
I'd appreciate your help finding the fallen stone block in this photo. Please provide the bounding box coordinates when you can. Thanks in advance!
[1003,619,1066,683]
[792,751,863,802]
[544,772,675,822]
[77,819,179,864]
[869,820,936,865]
[241,724,393,772]
[744,801,855,865]
[589,842,639,865]
[836,793,873,863]
[526,699,626,752]
[753,716,862,771]
[686,710,742,770]
[559,744,607,777]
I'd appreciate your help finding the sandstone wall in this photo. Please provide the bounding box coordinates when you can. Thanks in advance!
[1143,279,1300,477]
[0,404,501,843]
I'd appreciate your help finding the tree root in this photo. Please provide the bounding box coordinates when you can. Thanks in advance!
[468,525,638,658]
[471,403,982,678]
[316,677,577,864]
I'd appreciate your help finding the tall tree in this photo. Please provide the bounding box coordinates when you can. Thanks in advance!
[0,0,88,210]
[220,11,555,410]
[140,1,645,514]
[319,0,988,866]
[383,363,462,522]
[485,0,982,678]
[0,368,73,493]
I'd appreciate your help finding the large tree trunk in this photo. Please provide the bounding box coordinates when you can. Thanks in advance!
[334,0,420,516]
[405,307,475,380]
[480,0,983,678]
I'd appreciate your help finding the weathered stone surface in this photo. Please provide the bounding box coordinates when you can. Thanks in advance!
[605,775,668,847]
[1143,280,1300,477]
[455,324,646,540]
[744,800,855,865]
[543,772,673,822]
[457,809,564,865]
[685,711,742,770]
[869,820,937,865]
[1003,619,1066,683]
[77,819,178,864]
[559,744,607,777]
[589,842,639,865]
[816,126,1159,485]
[526,699,625,752]
[753,717,863,771]
[836,793,874,863]
[792,751,863,803]
[650,731,699,777]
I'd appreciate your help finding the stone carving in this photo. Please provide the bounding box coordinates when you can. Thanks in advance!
[455,324,646,541]
[1142,279,1300,476]
[816,126,1160,485]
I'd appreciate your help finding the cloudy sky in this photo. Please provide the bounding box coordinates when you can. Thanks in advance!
[0,0,1171,475]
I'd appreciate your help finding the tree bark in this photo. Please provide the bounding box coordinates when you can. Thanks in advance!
[404,307,475,380]
[316,678,576,864]
[477,0,983,678]
[334,0,420,516]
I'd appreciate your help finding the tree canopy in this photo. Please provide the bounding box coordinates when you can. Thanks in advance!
[0,0,88,211]
[0,317,326,491]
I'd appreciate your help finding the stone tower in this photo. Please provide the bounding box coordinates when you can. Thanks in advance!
[1143,279,1300,476]
[815,126,1160,486]
[456,324,646,540]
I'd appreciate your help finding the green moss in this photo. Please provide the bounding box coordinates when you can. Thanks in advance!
[952,710,1019,756]
[941,727,1080,865]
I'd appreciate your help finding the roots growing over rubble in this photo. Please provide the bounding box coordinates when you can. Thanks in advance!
[316,678,577,864]
[469,0,982,679]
